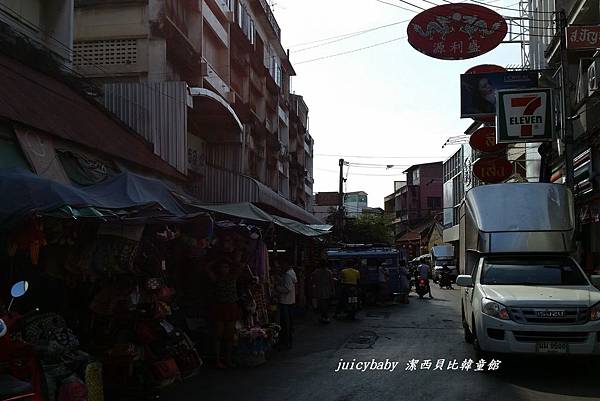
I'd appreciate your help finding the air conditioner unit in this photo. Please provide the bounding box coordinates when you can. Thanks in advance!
[588,59,600,94]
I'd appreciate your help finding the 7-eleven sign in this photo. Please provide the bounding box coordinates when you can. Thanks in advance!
[496,88,553,143]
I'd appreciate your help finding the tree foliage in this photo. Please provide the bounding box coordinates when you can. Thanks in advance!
[343,214,393,245]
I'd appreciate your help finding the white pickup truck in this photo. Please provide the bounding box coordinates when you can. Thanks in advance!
[456,183,600,356]
[458,255,600,355]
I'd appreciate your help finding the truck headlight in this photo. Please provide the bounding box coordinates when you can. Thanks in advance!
[590,303,600,321]
[481,298,510,320]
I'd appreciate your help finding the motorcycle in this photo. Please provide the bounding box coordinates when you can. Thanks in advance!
[2,281,103,401]
[345,285,359,320]
[439,270,454,290]
[0,281,44,401]
[415,277,430,299]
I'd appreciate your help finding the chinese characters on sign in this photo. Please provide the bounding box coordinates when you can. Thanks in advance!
[407,3,508,60]
[332,358,502,373]
[566,26,600,50]
[405,358,501,372]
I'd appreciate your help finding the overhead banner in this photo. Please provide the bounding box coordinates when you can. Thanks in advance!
[460,71,539,118]
[566,26,600,50]
[496,88,553,143]
[407,3,507,60]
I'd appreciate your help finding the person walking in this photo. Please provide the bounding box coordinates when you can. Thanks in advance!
[311,264,334,323]
[205,258,243,368]
[275,261,297,349]
[418,260,434,299]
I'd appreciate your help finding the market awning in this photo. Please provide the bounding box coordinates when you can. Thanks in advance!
[0,169,201,230]
[190,202,273,223]
[82,172,190,217]
[0,169,114,229]
[189,202,328,237]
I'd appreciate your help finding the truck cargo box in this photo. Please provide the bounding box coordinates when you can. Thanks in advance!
[459,183,574,275]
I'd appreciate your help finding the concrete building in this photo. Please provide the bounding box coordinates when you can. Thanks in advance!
[72,0,317,223]
[313,190,370,221]
[395,162,443,230]
[0,0,184,190]
[0,0,74,63]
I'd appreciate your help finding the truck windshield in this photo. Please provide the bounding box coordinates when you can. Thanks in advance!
[481,257,589,286]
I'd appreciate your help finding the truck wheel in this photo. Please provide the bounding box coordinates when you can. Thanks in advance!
[462,305,473,344]
[471,315,489,360]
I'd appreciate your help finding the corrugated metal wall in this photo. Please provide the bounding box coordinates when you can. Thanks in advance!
[206,143,242,173]
[103,82,189,174]
[197,165,258,203]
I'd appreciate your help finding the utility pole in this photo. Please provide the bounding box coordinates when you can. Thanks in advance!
[338,158,345,240]
[558,9,575,189]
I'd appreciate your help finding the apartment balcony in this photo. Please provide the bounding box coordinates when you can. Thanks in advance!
[250,0,281,40]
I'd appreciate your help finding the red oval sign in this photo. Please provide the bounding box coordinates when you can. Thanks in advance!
[472,157,512,184]
[465,64,506,74]
[407,4,507,60]
[469,126,507,153]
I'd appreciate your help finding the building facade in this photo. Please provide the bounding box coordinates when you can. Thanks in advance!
[530,0,600,273]
[72,0,317,222]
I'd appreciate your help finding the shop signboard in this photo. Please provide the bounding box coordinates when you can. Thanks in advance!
[407,3,507,60]
[566,26,600,50]
[469,126,507,153]
[496,88,553,143]
[461,71,539,118]
[472,156,512,184]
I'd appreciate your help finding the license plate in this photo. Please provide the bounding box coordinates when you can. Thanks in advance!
[536,341,568,353]
[348,297,358,304]
[536,310,565,318]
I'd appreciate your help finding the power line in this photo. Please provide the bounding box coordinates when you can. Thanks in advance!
[316,153,445,159]
[295,36,407,65]
[383,0,555,23]
[290,19,411,49]
[292,20,410,53]
[375,0,423,13]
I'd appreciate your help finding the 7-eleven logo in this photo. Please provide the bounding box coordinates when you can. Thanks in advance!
[510,96,542,137]
[501,90,548,140]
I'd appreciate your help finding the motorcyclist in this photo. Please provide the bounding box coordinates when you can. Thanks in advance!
[335,260,360,318]
[418,261,433,299]
[441,263,454,289]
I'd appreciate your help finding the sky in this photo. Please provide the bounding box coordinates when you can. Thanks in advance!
[271,0,523,208]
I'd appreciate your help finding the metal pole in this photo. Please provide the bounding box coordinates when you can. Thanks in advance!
[559,9,574,189]
[338,158,345,240]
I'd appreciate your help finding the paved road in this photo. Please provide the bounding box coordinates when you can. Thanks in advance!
[162,286,600,401]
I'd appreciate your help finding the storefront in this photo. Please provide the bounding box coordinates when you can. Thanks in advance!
[0,170,328,399]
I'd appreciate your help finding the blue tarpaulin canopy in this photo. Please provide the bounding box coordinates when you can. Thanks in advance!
[0,170,328,238]
[83,172,190,217]
[0,169,105,229]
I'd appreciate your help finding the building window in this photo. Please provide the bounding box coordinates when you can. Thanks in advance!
[427,196,441,210]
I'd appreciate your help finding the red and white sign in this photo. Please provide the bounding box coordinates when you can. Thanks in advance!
[407,3,507,60]
[566,26,600,50]
[469,126,506,153]
[496,88,553,143]
[465,64,506,74]
[472,157,512,184]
